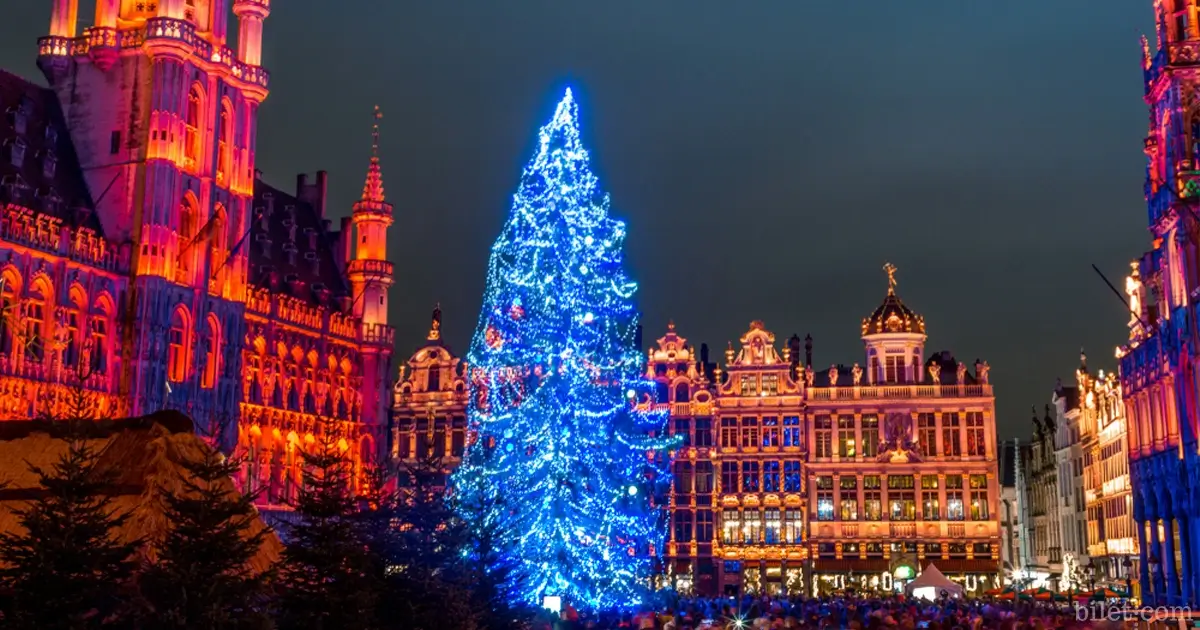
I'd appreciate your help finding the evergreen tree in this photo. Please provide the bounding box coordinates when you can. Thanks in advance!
[450,88,676,611]
[138,447,274,629]
[0,438,141,628]
[365,455,477,630]
[275,432,378,630]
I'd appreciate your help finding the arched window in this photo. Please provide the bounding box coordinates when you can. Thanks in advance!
[674,382,690,403]
[427,364,440,392]
[184,87,202,170]
[24,279,51,362]
[63,286,86,372]
[89,297,112,376]
[167,307,190,383]
[209,205,227,293]
[216,101,232,184]
[177,196,197,285]
[0,271,20,355]
[201,314,220,389]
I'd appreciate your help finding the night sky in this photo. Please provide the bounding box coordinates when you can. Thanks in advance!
[0,1,1158,439]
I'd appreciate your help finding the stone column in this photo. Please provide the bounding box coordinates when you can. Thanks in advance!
[1149,505,1165,605]
[1138,517,1152,604]
[1177,502,1194,606]
[1164,516,1180,605]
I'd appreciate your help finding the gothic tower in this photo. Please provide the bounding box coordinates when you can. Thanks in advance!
[36,0,270,435]
[347,107,395,458]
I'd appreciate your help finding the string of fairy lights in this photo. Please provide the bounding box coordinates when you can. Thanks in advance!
[451,88,677,611]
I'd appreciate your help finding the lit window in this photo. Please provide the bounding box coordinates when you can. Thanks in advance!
[168,310,189,383]
[184,88,201,170]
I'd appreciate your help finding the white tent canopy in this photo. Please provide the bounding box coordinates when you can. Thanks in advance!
[904,564,964,600]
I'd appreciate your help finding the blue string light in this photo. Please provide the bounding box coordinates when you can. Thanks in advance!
[452,88,676,612]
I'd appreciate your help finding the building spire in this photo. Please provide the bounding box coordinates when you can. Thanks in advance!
[360,105,386,205]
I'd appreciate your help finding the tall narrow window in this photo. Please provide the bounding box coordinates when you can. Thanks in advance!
[184,87,202,170]
[63,307,80,370]
[763,461,780,492]
[167,309,189,383]
[861,415,879,458]
[740,417,759,448]
[965,412,986,456]
[837,415,856,458]
[815,415,833,458]
[969,474,990,520]
[695,461,713,494]
[783,461,802,492]
[943,412,962,456]
[720,462,738,493]
[741,461,760,493]
[217,103,231,184]
[89,314,108,375]
[917,413,938,456]
[0,275,16,354]
[178,198,197,285]
[762,416,779,447]
[782,416,801,447]
[24,282,49,362]
[946,475,965,521]
[201,316,220,388]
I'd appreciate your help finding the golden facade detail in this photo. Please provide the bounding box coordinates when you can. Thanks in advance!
[659,266,1001,597]
[391,306,470,471]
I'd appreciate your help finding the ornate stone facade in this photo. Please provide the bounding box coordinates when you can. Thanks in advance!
[1117,0,1200,607]
[391,305,470,480]
[652,266,1001,597]
[1,1,394,511]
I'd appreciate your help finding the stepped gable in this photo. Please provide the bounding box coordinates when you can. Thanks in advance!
[0,69,99,231]
[250,177,349,306]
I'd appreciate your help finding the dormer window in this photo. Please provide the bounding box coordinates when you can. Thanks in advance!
[10,139,26,167]
[43,151,57,179]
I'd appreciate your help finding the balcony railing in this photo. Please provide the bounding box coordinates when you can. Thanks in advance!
[37,19,269,89]
[808,383,990,401]
[346,259,394,278]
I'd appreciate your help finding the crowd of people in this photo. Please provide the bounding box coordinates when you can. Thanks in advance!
[530,593,1139,629]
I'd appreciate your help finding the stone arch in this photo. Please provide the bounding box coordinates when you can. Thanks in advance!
[217,97,234,184]
[201,313,221,389]
[183,83,205,171]
[167,304,192,383]
[177,191,201,284]
[25,274,54,362]
[0,266,22,354]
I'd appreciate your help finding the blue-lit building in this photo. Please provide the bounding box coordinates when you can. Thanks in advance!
[1117,0,1200,607]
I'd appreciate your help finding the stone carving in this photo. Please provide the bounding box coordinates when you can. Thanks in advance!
[828,365,838,387]
[877,412,922,463]
[956,362,966,385]
[804,366,814,388]
[928,362,941,384]
[851,363,862,386]
[977,361,990,384]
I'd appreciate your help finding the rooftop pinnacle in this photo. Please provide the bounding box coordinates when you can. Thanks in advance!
[360,105,386,205]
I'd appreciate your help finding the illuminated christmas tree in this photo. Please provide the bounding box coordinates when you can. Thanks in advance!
[452,88,674,611]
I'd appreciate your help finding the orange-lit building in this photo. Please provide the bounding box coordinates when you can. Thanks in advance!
[391,305,470,480]
[1,1,394,511]
[652,266,1001,597]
